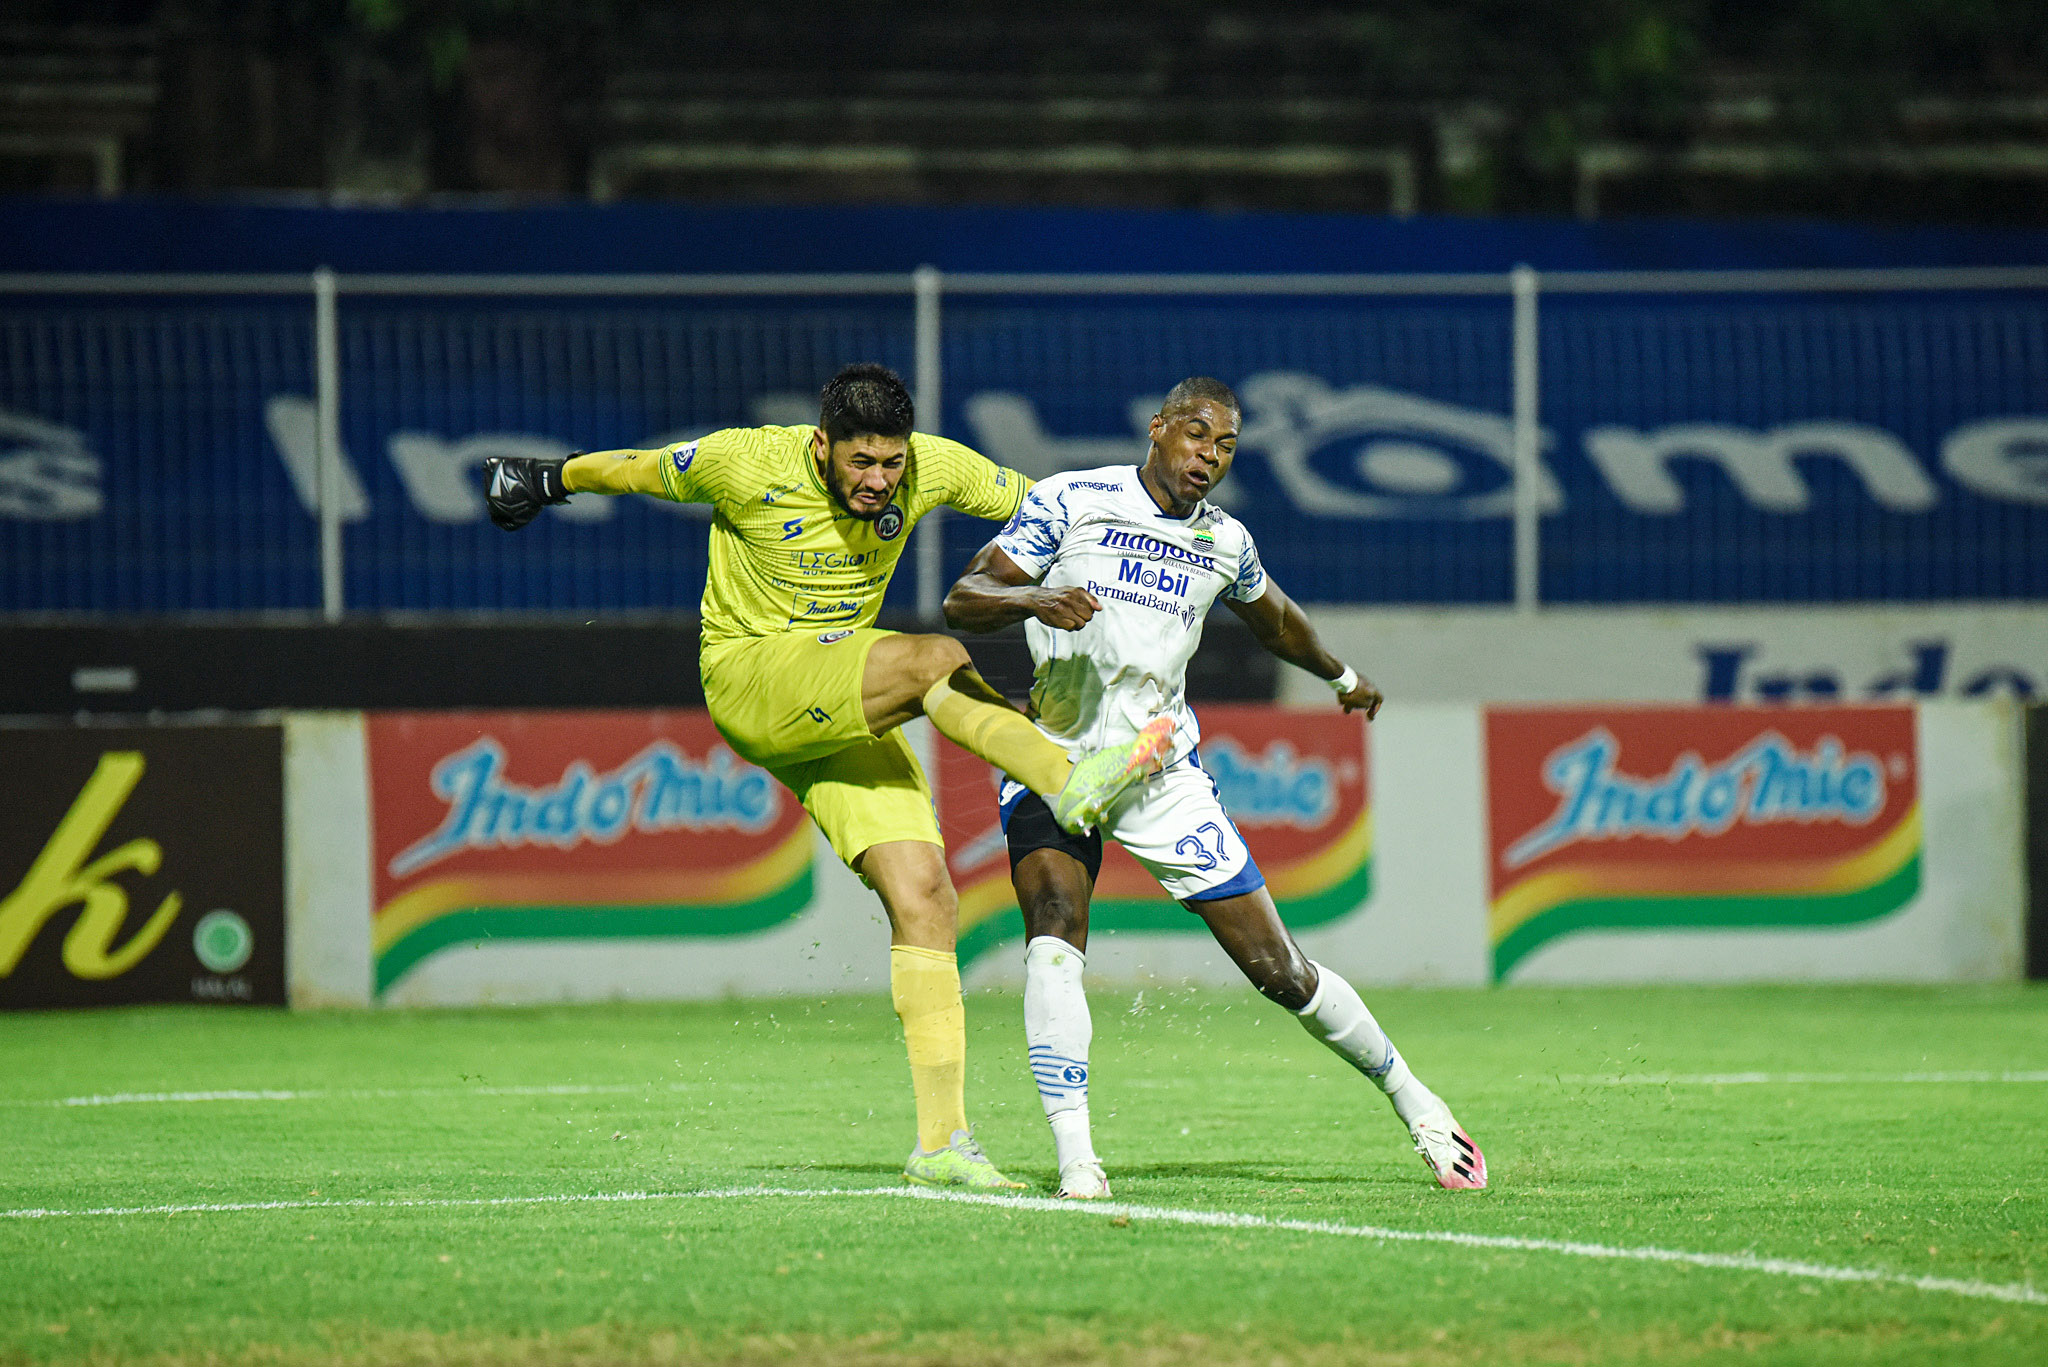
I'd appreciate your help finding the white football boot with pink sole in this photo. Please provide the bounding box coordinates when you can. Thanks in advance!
[1410,1106,1487,1190]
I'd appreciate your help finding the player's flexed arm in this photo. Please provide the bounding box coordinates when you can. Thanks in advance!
[1222,576,1384,719]
[944,542,1100,633]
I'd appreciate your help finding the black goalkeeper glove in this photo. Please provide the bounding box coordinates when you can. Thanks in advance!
[483,454,573,531]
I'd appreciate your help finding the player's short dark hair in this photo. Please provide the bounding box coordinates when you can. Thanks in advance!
[819,363,915,442]
[1160,376,1241,420]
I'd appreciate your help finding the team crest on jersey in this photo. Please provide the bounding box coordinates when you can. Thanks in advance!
[875,504,905,540]
[817,629,855,644]
[670,440,699,474]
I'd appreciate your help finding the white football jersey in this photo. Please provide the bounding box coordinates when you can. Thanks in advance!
[992,464,1267,763]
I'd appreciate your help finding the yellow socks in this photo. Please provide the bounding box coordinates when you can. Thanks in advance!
[889,944,968,1152]
[922,670,1074,797]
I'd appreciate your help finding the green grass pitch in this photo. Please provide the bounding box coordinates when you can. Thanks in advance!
[3,984,2044,1366]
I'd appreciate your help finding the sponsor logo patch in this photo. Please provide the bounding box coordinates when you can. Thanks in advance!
[793,548,879,570]
[817,629,854,644]
[670,441,699,475]
[1117,559,1192,595]
[1098,527,1217,572]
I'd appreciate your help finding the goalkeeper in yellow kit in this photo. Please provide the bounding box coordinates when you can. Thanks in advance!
[483,363,1172,1190]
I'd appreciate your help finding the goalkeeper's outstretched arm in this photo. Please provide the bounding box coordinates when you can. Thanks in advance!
[482,448,672,530]
[562,449,669,497]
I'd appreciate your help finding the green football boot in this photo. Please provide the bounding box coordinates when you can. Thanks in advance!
[903,1129,1025,1191]
[1051,715,1176,834]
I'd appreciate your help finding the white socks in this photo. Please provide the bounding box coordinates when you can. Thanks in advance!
[1023,935,1100,1174]
[1296,959,1442,1131]
[1026,944,1436,1162]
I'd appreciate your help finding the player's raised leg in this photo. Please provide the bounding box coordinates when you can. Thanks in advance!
[860,633,1172,833]
[1014,845,1110,1198]
[858,839,1024,1191]
[1186,887,1487,1190]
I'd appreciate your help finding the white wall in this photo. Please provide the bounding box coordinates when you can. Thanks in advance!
[1285,605,2048,706]
[283,713,373,1008]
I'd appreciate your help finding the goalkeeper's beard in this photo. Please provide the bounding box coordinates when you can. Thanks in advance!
[824,467,899,522]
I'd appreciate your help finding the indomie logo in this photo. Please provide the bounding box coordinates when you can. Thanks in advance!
[1098,528,1216,572]
[1202,739,1336,828]
[1505,728,1887,869]
[390,738,779,877]
[1116,559,1191,596]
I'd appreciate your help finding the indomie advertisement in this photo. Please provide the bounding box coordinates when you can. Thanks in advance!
[367,712,812,996]
[0,725,285,1009]
[937,706,1372,968]
[1485,706,1920,982]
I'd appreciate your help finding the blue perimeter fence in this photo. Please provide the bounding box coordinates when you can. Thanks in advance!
[1,266,2045,615]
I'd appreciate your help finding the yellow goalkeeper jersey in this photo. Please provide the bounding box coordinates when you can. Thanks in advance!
[653,424,1028,650]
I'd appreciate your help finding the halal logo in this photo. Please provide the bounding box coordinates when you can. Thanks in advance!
[875,504,905,540]
[193,909,254,974]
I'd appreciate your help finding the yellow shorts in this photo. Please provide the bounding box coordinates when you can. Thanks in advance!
[701,627,941,869]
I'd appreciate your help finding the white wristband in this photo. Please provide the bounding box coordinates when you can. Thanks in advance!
[1328,665,1359,696]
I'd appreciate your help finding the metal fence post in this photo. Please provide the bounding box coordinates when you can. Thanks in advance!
[1510,263,1540,614]
[913,264,945,621]
[313,267,343,621]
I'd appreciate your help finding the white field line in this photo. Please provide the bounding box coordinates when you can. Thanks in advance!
[19,1070,2048,1110]
[0,1184,2039,1309]
[0,1083,696,1108]
[1559,1071,2048,1086]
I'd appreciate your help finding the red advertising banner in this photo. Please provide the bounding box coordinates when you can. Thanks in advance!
[367,711,811,995]
[935,705,1372,968]
[1485,705,1920,981]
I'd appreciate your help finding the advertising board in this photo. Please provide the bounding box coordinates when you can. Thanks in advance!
[366,711,813,998]
[0,725,284,1008]
[275,701,2016,1004]
[1486,706,1924,982]
[6,274,2045,613]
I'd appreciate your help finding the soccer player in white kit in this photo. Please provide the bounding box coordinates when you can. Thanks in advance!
[944,377,1486,1198]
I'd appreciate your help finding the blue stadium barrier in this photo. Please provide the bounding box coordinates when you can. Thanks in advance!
[1,274,2044,613]
[1539,287,2048,602]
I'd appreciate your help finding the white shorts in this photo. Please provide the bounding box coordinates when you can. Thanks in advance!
[999,755,1266,903]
